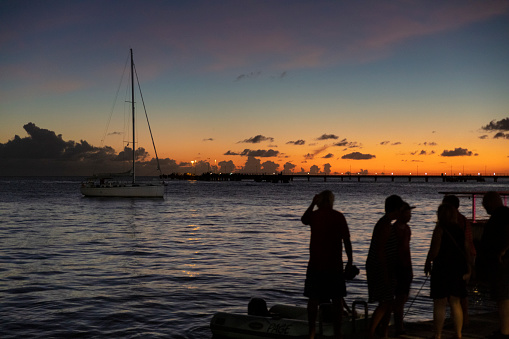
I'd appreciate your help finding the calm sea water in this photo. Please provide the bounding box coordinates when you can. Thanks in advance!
[0,176,506,338]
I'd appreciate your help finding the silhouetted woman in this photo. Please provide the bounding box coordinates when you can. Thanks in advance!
[425,203,471,339]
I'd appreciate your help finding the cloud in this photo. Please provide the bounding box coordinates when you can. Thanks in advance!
[224,149,279,157]
[3,1,508,98]
[317,134,339,140]
[115,146,150,161]
[238,135,274,143]
[380,140,402,146]
[0,122,177,176]
[333,138,360,148]
[218,160,236,173]
[0,122,102,160]
[482,117,509,131]
[322,153,334,159]
[440,147,477,157]
[341,152,376,160]
[494,132,509,139]
[283,162,296,173]
[421,141,437,146]
[287,139,305,145]
[479,135,488,139]
[304,145,331,160]
[203,138,214,141]
[410,150,428,155]
[261,160,279,173]
[235,71,262,81]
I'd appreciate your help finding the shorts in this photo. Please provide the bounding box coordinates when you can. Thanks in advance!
[304,268,346,301]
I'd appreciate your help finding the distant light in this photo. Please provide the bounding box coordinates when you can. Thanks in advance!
[478,173,481,176]
[425,173,428,175]
[459,173,462,175]
[391,173,394,175]
[494,173,496,175]
[409,173,412,175]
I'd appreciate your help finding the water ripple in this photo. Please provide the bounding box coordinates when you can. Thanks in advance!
[0,177,502,338]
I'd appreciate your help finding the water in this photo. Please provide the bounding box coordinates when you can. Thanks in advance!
[0,176,506,338]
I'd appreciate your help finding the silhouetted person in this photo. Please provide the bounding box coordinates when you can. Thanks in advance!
[442,194,476,326]
[480,191,509,338]
[393,202,415,336]
[366,194,404,339]
[301,190,353,339]
[425,203,471,339]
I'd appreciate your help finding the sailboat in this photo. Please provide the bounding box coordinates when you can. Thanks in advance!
[80,49,165,198]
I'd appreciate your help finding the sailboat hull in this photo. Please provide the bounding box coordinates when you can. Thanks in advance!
[80,184,164,198]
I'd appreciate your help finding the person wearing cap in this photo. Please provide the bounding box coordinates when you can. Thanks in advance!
[393,202,415,336]
[301,190,353,339]
[366,194,404,339]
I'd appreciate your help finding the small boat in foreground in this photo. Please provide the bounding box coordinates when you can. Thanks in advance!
[210,298,368,338]
[80,49,164,198]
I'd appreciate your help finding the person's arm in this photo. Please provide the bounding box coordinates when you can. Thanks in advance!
[463,236,472,281]
[464,218,476,259]
[499,231,509,263]
[344,236,353,266]
[425,225,442,276]
[301,195,318,225]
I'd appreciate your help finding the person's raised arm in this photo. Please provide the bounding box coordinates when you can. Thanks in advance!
[301,194,319,225]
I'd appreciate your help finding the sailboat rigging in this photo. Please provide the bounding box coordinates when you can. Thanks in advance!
[80,49,165,198]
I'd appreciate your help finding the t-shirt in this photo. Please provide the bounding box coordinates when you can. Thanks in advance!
[303,207,350,272]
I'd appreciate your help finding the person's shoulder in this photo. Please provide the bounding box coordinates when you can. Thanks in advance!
[497,205,509,220]
[375,215,391,226]
[331,209,347,219]
[494,205,509,217]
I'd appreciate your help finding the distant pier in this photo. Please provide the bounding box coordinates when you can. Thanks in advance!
[162,173,508,183]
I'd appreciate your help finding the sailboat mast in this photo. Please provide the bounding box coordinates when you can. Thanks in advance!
[130,48,135,184]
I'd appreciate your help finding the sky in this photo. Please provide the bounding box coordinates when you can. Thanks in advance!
[1,0,509,176]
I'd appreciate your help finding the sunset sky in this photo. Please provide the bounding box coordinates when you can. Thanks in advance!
[1,0,508,176]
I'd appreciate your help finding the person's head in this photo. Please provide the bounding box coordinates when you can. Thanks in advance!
[398,202,414,223]
[385,195,404,219]
[316,190,334,209]
[442,194,460,209]
[482,191,503,215]
[437,203,457,226]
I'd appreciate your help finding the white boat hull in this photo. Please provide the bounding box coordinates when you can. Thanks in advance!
[210,303,368,339]
[80,184,164,197]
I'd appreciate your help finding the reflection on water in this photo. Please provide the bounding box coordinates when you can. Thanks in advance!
[0,177,504,338]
